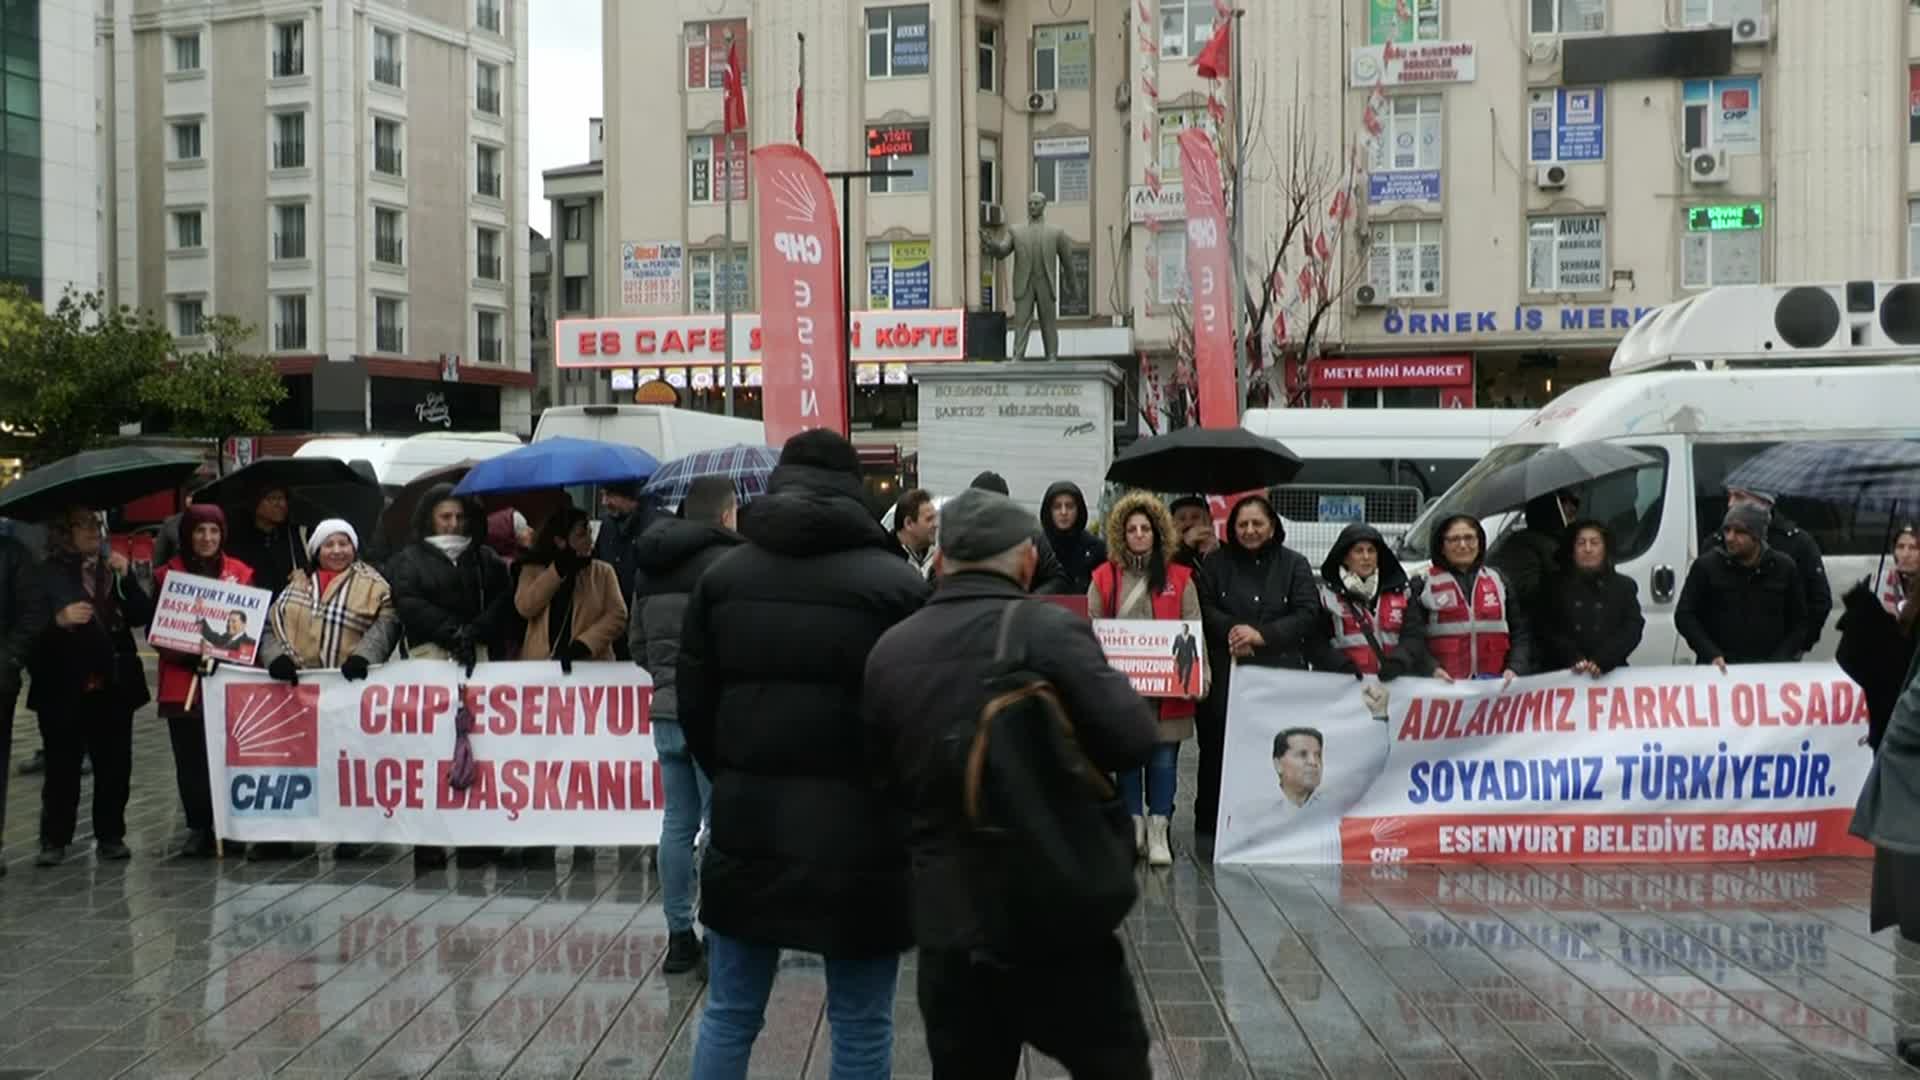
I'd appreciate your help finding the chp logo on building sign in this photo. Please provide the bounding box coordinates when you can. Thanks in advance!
[224,682,321,816]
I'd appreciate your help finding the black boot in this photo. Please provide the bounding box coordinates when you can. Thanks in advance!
[181,830,217,858]
[663,930,705,976]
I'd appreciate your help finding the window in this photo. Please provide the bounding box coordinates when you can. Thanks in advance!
[684,20,748,90]
[1913,68,1920,143]
[1910,201,1920,278]
[375,297,405,352]
[1061,246,1091,318]
[1682,77,1760,153]
[867,126,930,194]
[1160,0,1218,59]
[174,298,204,338]
[690,248,748,312]
[274,294,307,350]
[273,111,304,169]
[867,6,931,79]
[373,118,402,176]
[1367,220,1443,298]
[563,205,584,241]
[979,135,1000,206]
[1154,229,1187,304]
[477,310,503,363]
[273,203,305,260]
[172,33,200,72]
[1369,94,1442,172]
[476,227,502,281]
[1530,0,1604,34]
[687,134,747,202]
[977,24,999,93]
[476,62,500,115]
[1681,204,1762,288]
[867,241,931,310]
[1033,24,1091,93]
[475,0,501,34]
[1526,214,1606,292]
[1691,442,1909,556]
[1681,0,1763,26]
[374,207,403,266]
[172,121,201,161]
[272,21,303,77]
[475,143,502,198]
[1369,0,1441,43]
[1158,109,1210,179]
[562,275,586,311]
[172,211,201,250]
[373,29,402,87]
[1033,136,1090,204]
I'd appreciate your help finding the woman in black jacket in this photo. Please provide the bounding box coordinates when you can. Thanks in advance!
[1838,524,1920,750]
[1193,494,1320,840]
[1537,520,1645,676]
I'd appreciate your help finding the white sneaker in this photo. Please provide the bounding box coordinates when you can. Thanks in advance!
[1132,814,1147,858]
[1147,816,1173,867]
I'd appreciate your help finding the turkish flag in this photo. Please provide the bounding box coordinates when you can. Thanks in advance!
[752,144,848,444]
[723,42,747,135]
[1193,13,1231,80]
[1178,129,1238,429]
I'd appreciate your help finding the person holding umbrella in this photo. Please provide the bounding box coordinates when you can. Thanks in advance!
[29,506,153,866]
[1838,524,1920,750]
[226,484,308,600]
[153,504,254,858]
[1399,514,1531,685]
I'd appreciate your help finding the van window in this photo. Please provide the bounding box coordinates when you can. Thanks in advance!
[1691,442,1904,557]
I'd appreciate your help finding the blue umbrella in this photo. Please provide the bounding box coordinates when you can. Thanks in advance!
[1724,440,1920,512]
[642,444,780,507]
[451,438,658,497]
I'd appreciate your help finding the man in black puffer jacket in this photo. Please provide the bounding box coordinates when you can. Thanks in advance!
[678,430,930,1075]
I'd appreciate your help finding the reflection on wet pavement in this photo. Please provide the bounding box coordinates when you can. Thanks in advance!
[0,712,1914,1077]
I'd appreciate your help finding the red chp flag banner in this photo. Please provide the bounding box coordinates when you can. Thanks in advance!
[1215,665,1874,866]
[1177,129,1239,429]
[753,144,849,444]
[204,662,660,846]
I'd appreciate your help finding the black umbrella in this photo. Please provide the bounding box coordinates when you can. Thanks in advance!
[1459,442,1656,517]
[194,457,386,541]
[1106,427,1303,495]
[1724,440,1920,512]
[0,446,204,520]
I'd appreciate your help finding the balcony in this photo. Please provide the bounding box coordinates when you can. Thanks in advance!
[273,232,305,261]
[477,87,500,115]
[374,57,403,87]
[375,236,404,266]
[375,146,403,177]
[477,254,502,280]
[273,50,303,78]
[476,171,501,199]
[274,322,306,350]
[376,326,404,353]
[272,140,304,170]
[478,337,502,364]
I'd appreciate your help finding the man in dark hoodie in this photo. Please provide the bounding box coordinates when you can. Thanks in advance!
[1399,513,1532,683]
[966,471,1072,594]
[678,430,929,1074]
[224,485,308,601]
[627,475,744,977]
[1040,480,1107,594]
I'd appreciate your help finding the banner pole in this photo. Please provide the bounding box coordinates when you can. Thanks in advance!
[722,29,738,418]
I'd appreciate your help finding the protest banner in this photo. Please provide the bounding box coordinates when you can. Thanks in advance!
[149,571,273,666]
[1215,664,1874,865]
[203,661,659,846]
[1093,619,1205,699]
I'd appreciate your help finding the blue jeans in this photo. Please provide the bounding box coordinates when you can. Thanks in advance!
[691,930,900,1079]
[1118,742,1180,817]
[654,719,711,933]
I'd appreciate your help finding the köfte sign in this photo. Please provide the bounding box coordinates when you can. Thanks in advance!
[555,310,967,368]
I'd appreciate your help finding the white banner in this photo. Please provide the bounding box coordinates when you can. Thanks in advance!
[204,661,660,846]
[1217,664,1873,866]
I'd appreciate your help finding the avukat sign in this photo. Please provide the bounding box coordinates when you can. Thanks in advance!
[752,145,849,445]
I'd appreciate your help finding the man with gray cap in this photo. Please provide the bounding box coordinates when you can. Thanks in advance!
[863,487,1158,1078]
[1676,502,1810,670]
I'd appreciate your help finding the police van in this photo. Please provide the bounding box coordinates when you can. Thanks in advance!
[1399,280,1920,664]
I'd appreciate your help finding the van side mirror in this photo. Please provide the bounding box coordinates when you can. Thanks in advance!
[1651,565,1676,603]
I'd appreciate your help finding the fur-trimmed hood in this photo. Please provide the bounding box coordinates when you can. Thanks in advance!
[1102,491,1179,566]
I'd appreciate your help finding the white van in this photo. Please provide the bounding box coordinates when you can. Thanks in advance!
[1399,280,1920,665]
[531,405,765,460]
[292,431,524,489]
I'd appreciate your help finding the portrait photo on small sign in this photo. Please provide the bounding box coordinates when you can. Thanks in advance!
[149,571,274,666]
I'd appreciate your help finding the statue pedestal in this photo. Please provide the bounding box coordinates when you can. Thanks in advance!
[908,360,1121,510]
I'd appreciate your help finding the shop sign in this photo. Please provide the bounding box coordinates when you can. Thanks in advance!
[1128,184,1186,223]
[1375,305,1657,336]
[556,309,968,367]
[1310,356,1472,388]
[621,242,684,307]
[1034,135,1091,159]
[1530,88,1605,163]
[1348,41,1476,88]
[867,126,930,158]
[1687,204,1763,231]
[1368,170,1441,205]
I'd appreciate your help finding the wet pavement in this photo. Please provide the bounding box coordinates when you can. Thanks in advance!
[0,682,1915,1078]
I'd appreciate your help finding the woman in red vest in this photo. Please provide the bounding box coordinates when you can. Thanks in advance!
[1089,492,1202,868]
[1400,513,1531,684]
[1311,523,1412,713]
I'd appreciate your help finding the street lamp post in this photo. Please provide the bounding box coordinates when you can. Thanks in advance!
[823,167,909,434]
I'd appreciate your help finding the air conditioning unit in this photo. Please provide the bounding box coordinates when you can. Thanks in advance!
[1355,283,1384,308]
[1027,90,1057,114]
[1535,163,1568,191]
[980,201,1004,227]
[1732,15,1771,44]
[1688,147,1730,184]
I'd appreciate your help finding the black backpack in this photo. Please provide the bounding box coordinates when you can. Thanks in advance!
[961,600,1138,950]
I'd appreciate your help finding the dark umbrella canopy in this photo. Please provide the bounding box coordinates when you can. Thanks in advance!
[193,457,386,542]
[642,444,779,508]
[0,446,204,520]
[1725,440,1920,512]
[1106,426,1303,495]
[1459,442,1656,517]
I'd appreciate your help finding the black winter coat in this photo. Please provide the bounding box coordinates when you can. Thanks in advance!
[1836,580,1918,750]
[1308,523,1414,678]
[29,554,153,714]
[383,484,518,658]
[863,571,1156,951]
[226,521,308,600]
[1197,537,1321,671]
[678,464,931,957]
[1712,513,1832,653]
[0,535,46,672]
[1038,481,1107,595]
[626,517,743,721]
[1675,547,1808,664]
[1537,568,1645,673]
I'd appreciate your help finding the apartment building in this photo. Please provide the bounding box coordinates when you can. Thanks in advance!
[1,0,101,305]
[100,0,535,435]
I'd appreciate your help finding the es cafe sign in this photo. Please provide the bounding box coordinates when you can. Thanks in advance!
[554,310,968,369]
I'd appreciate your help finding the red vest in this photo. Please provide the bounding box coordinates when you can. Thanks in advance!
[1092,561,1197,720]
[1419,564,1510,679]
[1317,582,1406,675]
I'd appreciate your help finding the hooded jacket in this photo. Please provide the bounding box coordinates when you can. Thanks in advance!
[382,483,518,659]
[677,462,931,957]
[626,516,745,721]
[1196,496,1321,671]
[1536,524,1644,673]
[1399,515,1534,677]
[1310,523,1412,678]
[1039,481,1107,594]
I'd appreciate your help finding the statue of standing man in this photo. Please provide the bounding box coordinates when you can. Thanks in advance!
[982,191,1077,362]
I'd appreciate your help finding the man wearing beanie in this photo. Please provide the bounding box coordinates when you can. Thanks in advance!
[863,487,1158,1078]
[1725,486,1831,654]
[961,470,1072,594]
[678,428,929,1075]
[1676,501,1810,670]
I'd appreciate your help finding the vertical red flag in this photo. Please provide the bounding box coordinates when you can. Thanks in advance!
[1193,13,1232,80]
[1178,129,1237,429]
[753,144,848,444]
[723,42,747,135]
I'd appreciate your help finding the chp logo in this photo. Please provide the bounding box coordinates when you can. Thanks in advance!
[224,682,320,816]
[1369,817,1409,864]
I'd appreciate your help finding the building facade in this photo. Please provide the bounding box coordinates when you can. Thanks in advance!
[99,0,535,435]
[541,116,607,411]
[2,0,101,305]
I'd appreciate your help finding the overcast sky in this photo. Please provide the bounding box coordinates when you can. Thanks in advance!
[528,0,603,230]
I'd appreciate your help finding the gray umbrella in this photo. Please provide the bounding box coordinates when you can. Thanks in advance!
[1460,442,1656,517]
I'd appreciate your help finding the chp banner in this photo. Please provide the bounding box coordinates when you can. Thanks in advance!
[1094,619,1206,699]
[203,661,659,846]
[1216,664,1874,866]
[753,143,849,445]
[1177,129,1240,430]
[149,571,273,666]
